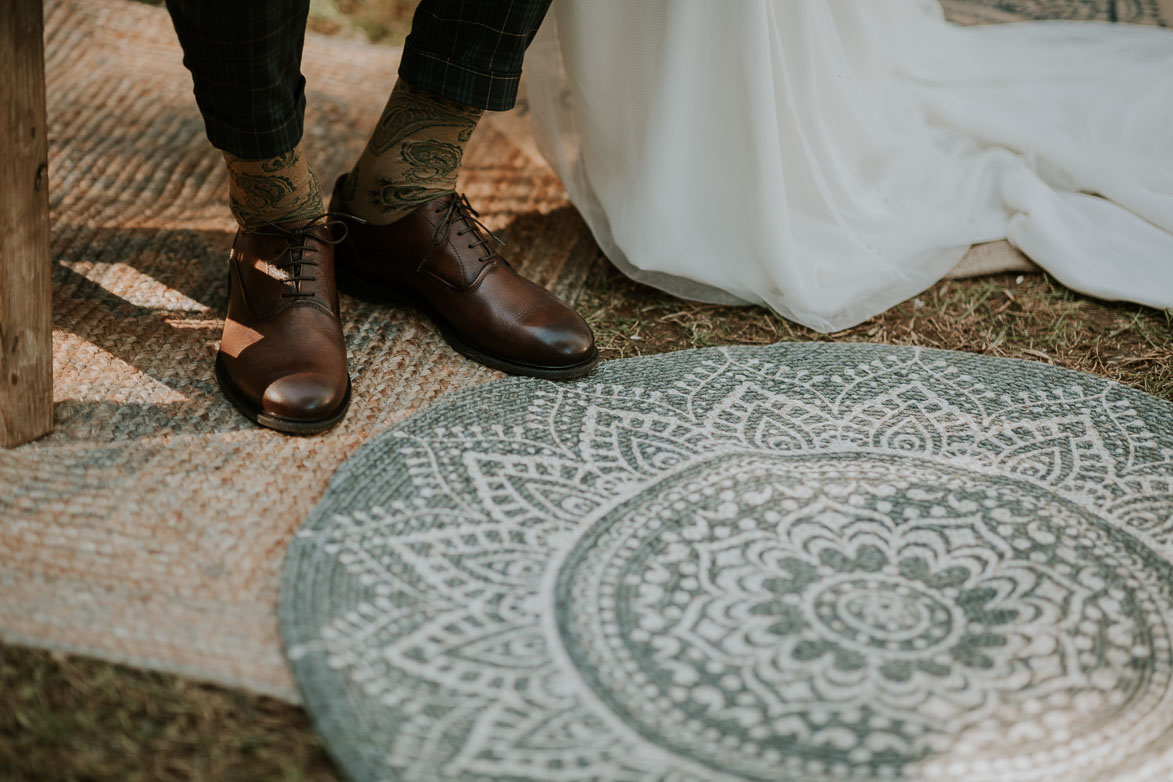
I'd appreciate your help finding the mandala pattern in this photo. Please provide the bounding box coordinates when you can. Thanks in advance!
[280,344,1173,782]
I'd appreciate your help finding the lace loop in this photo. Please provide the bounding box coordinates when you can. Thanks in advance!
[428,193,507,262]
[249,214,352,299]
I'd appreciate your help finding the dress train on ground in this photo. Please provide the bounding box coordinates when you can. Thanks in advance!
[526,0,1173,332]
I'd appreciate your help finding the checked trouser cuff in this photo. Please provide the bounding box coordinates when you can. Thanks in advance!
[166,0,552,158]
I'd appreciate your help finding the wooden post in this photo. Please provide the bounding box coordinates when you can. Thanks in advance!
[1,0,53,447]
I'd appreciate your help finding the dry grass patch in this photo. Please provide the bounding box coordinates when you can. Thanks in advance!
[579,258,1173,401]
[0,645,342,782]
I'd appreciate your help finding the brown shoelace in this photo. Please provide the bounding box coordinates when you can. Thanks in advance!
[430,193,507,263]
[250,215,358,299]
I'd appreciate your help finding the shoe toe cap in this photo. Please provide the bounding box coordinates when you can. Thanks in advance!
[262,372,348,421]
[532,317,597,366]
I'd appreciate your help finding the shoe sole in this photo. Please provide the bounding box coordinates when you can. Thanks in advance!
[336,267,600,381]
[215,354,352,435]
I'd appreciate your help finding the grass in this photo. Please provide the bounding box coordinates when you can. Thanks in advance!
[0,647,340,781]
[578,261,1173,400]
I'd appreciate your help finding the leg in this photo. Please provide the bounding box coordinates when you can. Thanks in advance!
[327,0,597,380]
[399,0,555,112]
[165,0,310,160]
[343,0,555,225]
[166,0,325,229]
[166,0,349,433]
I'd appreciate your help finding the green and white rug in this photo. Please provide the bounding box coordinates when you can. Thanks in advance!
[280,343,1173,782]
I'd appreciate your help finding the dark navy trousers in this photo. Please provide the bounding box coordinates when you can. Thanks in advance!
[165,0,553,158]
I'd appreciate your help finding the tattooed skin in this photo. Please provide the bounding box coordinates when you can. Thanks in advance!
[369,107,477,156]
[341,79,483,224]
[224,148,324,230]
[369,82,479,156]
[232,173,296,207]
[400,140,463,183]
[369,178,435,215]
[260,149,300,173]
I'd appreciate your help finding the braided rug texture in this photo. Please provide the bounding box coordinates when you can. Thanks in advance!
[0,0,594,701]
[282,343,1173,782]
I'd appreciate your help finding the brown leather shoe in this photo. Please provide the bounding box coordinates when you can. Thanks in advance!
[216,218,351,434]
[328,176,598,379]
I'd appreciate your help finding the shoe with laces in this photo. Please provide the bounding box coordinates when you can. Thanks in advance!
[328,175,598,380]
[216,217,351,434]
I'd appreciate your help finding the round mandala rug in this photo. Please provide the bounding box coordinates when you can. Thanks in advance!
[280,343,1173,782]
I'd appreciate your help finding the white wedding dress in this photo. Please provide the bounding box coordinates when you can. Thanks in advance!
[525,0,1173,332]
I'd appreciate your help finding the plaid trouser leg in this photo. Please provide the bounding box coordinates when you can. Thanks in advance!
[165,0,311,159]
[400,0,554,111]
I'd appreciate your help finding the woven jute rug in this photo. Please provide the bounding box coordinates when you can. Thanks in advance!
[0,0,593,701]
[282,343,1173,782]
